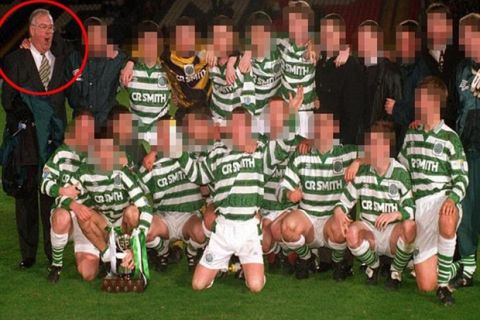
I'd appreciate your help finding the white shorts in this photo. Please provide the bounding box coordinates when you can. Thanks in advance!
[299,210,330,248]
[261,209,288,222]
[413,192,462,264]
[362,221,396,258]
[199,216,263,270]
[50,208,99,257]
[161,211,199,241]
[296,111,314,139]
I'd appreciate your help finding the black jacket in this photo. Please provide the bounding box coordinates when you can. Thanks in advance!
[361,57,403,129]
[315,55,366,145]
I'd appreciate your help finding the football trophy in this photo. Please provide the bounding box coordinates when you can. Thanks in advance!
[101,228,150,293]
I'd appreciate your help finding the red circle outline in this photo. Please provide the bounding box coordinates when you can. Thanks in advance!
[0,0,89,96]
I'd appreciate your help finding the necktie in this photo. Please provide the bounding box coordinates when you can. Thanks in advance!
[438,50,445,73]
[39,53,51,90]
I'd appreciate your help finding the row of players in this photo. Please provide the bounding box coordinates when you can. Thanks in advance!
[40,76,467,306]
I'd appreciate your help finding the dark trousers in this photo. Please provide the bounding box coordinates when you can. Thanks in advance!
[15,186,53,263]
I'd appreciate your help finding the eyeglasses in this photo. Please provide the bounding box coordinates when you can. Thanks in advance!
[31,23,55,31]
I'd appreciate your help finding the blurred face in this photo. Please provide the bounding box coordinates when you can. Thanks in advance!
[231,113,252,150]
[156,120,171,157]
[73,115,94,152]
[88,25,108,55]
[288,12,309,45]
[213,25,234,57]
[175,25,196,55]
[29,14,54,53]
[415,87,442,123]
[358,26,380,59]
[112,113,133,144]
[92,138,116,172]
[249,25,271,58]
[365,131,390,166]
[320,20,344,55]
[268,99,290,140]
[460,26,480,60]
[184,113,211,145]
[313,113,337,148]
[427,12,452,49]
[138,31,159,62]
[396,30,419,62]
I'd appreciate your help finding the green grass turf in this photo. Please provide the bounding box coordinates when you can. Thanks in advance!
[0,90,479,320]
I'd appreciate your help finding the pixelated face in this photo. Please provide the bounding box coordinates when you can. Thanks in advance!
[213,24,234,57]
[231,113,252,150]
[184,113,211,145]
[29,14,54,53]
[320,19,344,54]
[427,12,452,49]
[313,113,337,144]
[249,25,271,58]
[396,30,418,61]
[87,25,108,53]
[138,31,159,62]
[73,114,94,151]
[415,87,442,122]
[288,12,309,45]
[92,138,116,171]
[112,113,133,144]
[268,99,290,140]
[358,26,380,58]
[175,24,196,54]
[156,119,171,156]
[460,26,480,60]
[365,131,390,164]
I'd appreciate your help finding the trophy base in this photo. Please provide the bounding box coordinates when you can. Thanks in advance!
[101,275,146,293]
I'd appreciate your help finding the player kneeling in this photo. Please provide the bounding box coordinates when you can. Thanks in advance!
[398,77,468,305]
[41,112,99,282]
[138,119,209,272]
[60,138,154,275]
[336,124,416,288]
[277,112,359,280]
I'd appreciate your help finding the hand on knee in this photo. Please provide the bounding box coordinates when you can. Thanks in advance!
[439,216,457,239]
[281,220,300,243]
[345,228,360,248]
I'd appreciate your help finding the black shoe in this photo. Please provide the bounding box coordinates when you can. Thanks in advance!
[317,261,332,273]
[332,261,352,282]
[19,258,35,269]
[449,274,474,290]
[295,257,314,280]
[380,256,393,278]
[267,253,281,272]
[359,263,367,273]
[365,266,380,285]
[185,248,201,272]
[47,265,62,283]
[279,253,295,275]
[437,286,455,306]
[148,249,169,272]
[385,271,401,290]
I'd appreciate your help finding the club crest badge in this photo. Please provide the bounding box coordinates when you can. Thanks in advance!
[333,160,343,174]
[433,142,444,156]
[273,61,282,74]
[158,76,167,87]
[114,174,122,186]
[184,64,195,77]
[389,183,399,198]
[42,168,50,179]
[205,252,213,263]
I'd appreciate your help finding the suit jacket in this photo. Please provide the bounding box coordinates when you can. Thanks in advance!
[1,48,66,165]
[1,48,67,131]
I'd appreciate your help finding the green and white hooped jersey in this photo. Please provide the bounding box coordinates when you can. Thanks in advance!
[178,139,292,219]
[279,145,358,217]
[259,133,300,212]
[252,50,282,111]
[277,38,316,111]
[336,159,415,227]
[139,157,205,214]
[398,121,469,204]
[209,61,257,120]
[63,165,153,230]
[126,61,171,132]
[40,144,86,207]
